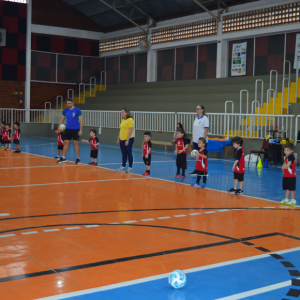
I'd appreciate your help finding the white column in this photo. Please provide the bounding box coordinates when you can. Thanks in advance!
[25,0,32,122]
[216,39,228,78]
[147,48,157,82]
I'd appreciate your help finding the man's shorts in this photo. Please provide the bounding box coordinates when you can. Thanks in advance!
[58,145,63,150]
[283,177,296,191]
[234,172,244,182]
[64,129,79,141]
[13,139,19,144]
[143,154,151,166]
[91,150,98,159]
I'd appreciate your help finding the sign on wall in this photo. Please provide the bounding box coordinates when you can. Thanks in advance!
[231,42,247,76]
[294,34,300,70]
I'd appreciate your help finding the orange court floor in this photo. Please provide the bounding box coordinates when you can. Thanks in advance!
[0,150,299,299]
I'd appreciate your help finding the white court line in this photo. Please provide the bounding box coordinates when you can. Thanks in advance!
[0,165,83,170]
[0,213,10,216]
[43,229,60,232]
[65,227,81,230]
[108,222,119,224]
[123,220,138,223]
[85,225,99,228]
[0,177,147,188]
[173,214,186,217]
[21,231,38,235]
[141,219,155,222]
[37,246,300,300]
[157,216,171,219]
[0,234,15,238]
[204,211,216,214]
[218,209,230,212]
[189,212,201,215]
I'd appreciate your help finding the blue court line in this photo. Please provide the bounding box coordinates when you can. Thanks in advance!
[37,248,300,300]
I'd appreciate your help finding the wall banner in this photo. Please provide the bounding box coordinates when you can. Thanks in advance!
[231,42,247,76]
[294,34,300,70]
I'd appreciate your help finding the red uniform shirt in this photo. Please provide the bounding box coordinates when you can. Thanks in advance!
[14,128,21,140]
[195,149,208,171]
[3,129,11,142]
[1,127,5,137]
[57,133,64,146]
[283,154,296,178]
[176,137,187,154]
[234,148,245,174]
[143,141,152,156]
[90,137,99,150]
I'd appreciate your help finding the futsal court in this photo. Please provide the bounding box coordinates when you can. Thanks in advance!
[0,136,300,300]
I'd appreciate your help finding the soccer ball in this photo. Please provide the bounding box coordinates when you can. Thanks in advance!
[60,124,66,130]
[191,149,198,157]
[168,270,186,289]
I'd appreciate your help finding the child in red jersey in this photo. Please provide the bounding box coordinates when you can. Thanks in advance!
[82,129,99,165]
[1,122,5,149]
[175,128,188,180]
[190,138,208,188]
[228,136,245,195]
[281,143,297,206]
[53,126,64,159]
[2,123,11,151]
[142,131,152,176]
[13,122,21,153]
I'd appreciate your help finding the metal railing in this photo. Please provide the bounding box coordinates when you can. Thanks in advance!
[283,60,291,82]
[270,70,278,97]
[281,78,290,114]
[266,89,275,115]
[240,90,249,114]
[296,64,299,105]
[100,71,106,91]
[255,79,264,112]
[90,77,96,97]
[67,89,74,101]
[56,96,63,110]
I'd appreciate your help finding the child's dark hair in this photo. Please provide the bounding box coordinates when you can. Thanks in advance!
[144,131,151,137]
[176,128,184,134]
[90,129,97,135]
[231,136,243,146]
[283,143,294,150]
[1,121,5,126]
[177,123,183,129]
[198,137,207,145]
[14,122,20,127]
[5,123,10,126]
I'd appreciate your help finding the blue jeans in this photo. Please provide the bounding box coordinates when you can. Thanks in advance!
[120,138,134,168]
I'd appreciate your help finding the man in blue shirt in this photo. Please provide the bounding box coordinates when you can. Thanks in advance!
[57,98,83,164]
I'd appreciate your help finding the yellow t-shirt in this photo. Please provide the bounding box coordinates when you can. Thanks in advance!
[120,118,134,141]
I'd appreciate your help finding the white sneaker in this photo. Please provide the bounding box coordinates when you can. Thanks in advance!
[288,199,297,206]
[280,198,289,204]
[116,166,126,172]
[127,167,133,173]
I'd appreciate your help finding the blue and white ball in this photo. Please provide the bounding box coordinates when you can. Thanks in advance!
[168,270,186,289]
[191,149,198,158]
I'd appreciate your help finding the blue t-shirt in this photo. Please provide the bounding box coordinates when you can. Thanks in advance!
[62,107,82,130]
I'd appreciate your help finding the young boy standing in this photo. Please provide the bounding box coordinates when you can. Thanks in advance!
[142,131,152,176]
[13,122,21,153]
[281,143,297,206]
[1,122,5,149]
[175,128,188,180]
[82,129,99,165]
[228,136,245,195]
[190,138,208,188]
[53,126,64,159]
[2,123,11,151]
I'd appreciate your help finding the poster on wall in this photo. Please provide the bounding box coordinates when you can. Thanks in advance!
[231,42,247,76]
[294,34,300,70]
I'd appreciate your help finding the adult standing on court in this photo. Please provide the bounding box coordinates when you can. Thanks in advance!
[57,98,83,164]
[117,108,134,173]
[190,105,209,150]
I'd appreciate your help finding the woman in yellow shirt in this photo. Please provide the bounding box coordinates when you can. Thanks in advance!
[117,108,135,173]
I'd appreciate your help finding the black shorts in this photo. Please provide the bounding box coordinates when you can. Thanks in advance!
[14,139,19,145]
[58,145,63,150]
[64,129,80,141]
[176,153,187,169]
[91,150,98,159]
[0,136,3,144]
[143,154,151,166]
[194,170,208,176]
[234,172,244,182]
[283,177,296,191]
[4,140,11,144]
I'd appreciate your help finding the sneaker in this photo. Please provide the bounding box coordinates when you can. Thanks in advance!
[75,158,81,164]
[235,189,244,195]
[280,198,289,204]
[288,199,297,206]
[201,184,206,188]
[127,167,133,173]
[57,157,66,164]
[14,150,21,153]
[181,175,185,181]
[228,188,236,194]
[191,183,200,187]
[189,170,198,177]
[54,156,60,159]
[88,162,94,165]
[117,166,126,172]
[7,148,11,151]
[175,174,181,179]
[2,148,6,151]
[142,172,150,176]
[93,162,97,166]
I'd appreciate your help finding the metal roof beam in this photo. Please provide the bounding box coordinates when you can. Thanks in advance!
[125,0,156,26]
[97,0,148,33]
[192,0,219,21]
